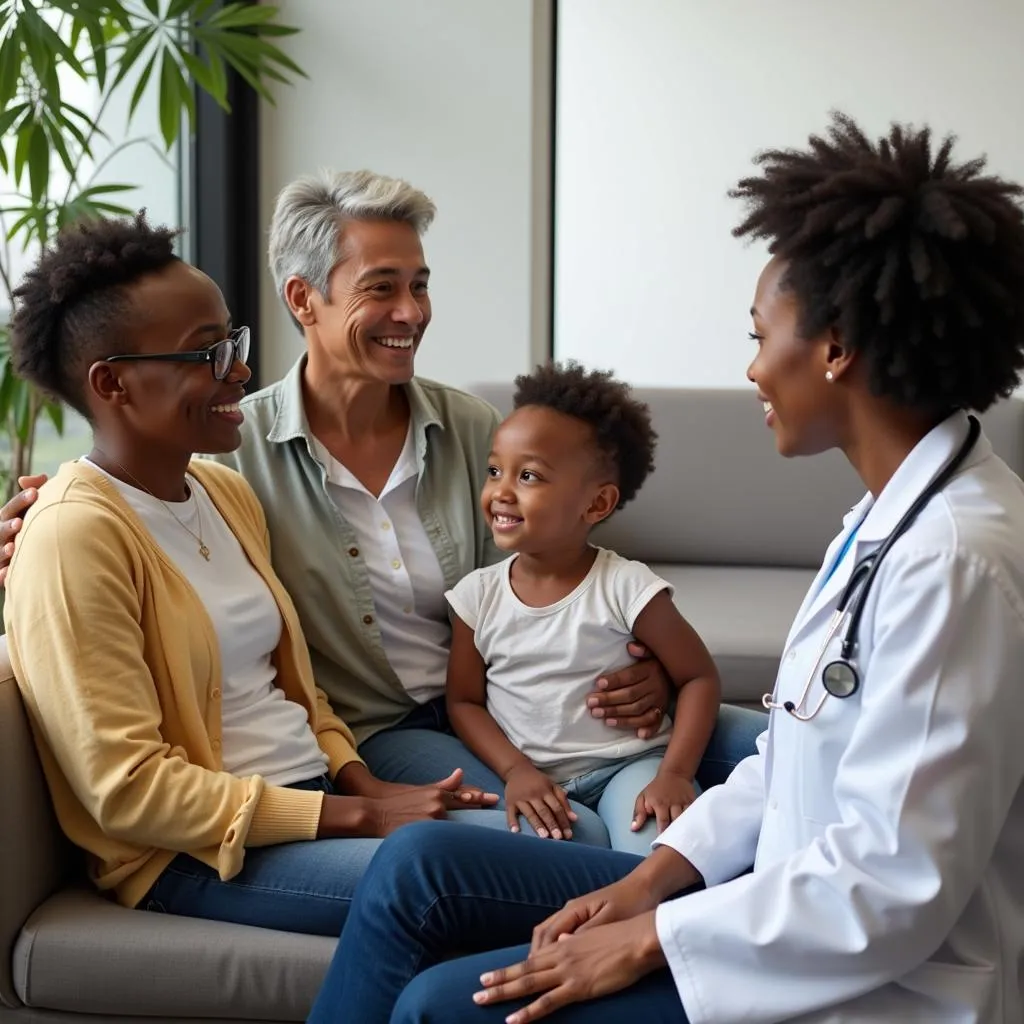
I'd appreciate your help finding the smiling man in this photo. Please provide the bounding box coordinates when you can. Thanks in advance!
[202,169,701,811]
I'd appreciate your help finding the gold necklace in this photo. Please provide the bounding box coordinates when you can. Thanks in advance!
[90,452,210,561]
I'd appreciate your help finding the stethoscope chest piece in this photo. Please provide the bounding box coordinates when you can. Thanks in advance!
[821,659,859,699]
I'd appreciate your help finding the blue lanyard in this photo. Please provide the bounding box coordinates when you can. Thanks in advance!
[819,520,863,593]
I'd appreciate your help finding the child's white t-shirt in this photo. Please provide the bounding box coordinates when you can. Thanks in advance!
[445,546,674,783]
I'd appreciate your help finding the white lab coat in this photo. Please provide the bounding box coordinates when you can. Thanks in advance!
[654,412,1024,1023]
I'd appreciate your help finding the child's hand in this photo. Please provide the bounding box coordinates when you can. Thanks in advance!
[632,770,698,834]
[505,763,578,840]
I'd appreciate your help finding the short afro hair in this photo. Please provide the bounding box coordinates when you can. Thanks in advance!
[10,212,181,417]
[512,360,656,509]
[731,111,1024,412]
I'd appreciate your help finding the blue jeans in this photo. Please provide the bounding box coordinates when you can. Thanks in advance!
[563,752,701,855]
[141,776,510,934]
[360,696,612,847]
[306,821,693,1023]
[359,698,765,851]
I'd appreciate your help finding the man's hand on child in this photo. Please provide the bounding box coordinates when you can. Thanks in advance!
[631,771,698,834]
[588,642,672,739]
[504,763,577,840]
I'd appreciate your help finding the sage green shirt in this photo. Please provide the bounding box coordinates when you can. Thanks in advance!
[208,356,502,744]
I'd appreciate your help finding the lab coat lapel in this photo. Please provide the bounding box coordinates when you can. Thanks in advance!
[782,411,978,652]
[783,496,872,651]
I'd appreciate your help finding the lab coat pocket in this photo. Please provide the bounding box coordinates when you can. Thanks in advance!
[897,959,996,1018]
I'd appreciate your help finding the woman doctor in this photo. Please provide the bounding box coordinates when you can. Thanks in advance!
[306,111,1024,1024]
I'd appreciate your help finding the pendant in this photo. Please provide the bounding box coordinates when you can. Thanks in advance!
[199,542,211,561]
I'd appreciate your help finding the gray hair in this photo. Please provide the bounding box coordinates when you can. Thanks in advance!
[268,169,436,325]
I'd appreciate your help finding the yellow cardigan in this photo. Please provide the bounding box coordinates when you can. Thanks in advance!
[4,459,363,908]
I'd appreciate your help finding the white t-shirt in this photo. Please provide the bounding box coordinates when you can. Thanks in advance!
[445,546,673,782]
[83,459,328,786]
[311,428,451,704]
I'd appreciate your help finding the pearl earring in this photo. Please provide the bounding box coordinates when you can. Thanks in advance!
[825,371,835,382]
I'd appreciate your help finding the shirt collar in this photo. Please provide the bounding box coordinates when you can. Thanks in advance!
[854,410,988,543]
[265,353,446,462]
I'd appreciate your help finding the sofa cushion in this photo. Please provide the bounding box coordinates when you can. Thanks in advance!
[13,887,334,1021]
[0,639,75,1011]
[652,563,815,704]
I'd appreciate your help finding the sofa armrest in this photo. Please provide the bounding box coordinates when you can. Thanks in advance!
[0,634,74,1009]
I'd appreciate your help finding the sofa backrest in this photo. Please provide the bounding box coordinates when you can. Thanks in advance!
[470,385,1024,569]
[0,634,74,1009]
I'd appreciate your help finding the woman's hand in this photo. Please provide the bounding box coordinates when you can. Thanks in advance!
[531,846,703,952]
[334,761,499,808]
[473,913,667,1023]
[529,875,661,953]
[505,763,577,840]
[587,642,672,739]
[632,769,697,834]
[320,768,500,838]
[0,474,45,586]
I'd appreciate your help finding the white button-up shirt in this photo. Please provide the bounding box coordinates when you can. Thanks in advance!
[312,428,451,704]
[653,412,1024,1023]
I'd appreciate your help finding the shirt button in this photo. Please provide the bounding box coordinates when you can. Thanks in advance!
[210,688,221,700]
[211,739,221,751]
[391,559,401,570]
[786,649,797,661]
[403,606,412,614]
[348,547,359,557]
[381,521,391,531]
[362,614,374,625]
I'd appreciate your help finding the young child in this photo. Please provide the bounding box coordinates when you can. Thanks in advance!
[445,361,721,854]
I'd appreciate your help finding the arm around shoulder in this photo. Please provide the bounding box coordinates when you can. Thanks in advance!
[5,498,322,869]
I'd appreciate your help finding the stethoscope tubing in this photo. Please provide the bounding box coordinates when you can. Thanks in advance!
[763,415,982,721]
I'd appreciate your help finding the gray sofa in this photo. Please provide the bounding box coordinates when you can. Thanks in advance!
[3,387,1023,1022]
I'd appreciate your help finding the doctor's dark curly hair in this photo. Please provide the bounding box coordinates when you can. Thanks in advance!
[512,360,656,509]
[10,212,181,417]
[731,111,1024,412]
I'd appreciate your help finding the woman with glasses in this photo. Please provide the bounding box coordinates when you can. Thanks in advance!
[1,213,505,937]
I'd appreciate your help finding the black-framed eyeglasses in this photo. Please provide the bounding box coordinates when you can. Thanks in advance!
[103,326,250,381]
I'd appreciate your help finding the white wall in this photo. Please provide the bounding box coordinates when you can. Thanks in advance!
[259,0,552,388]
[554,0,1024,388]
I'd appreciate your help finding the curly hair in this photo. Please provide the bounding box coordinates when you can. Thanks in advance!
[10,212,181,417]
[512,360,657,509]
[731,111,1024,412]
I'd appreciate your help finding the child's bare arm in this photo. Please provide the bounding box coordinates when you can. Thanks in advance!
[446,615,531,780]
[630,590,721,831]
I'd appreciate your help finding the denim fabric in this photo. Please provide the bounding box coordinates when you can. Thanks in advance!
[563,752,687,855]
[307,821,695,1024]
[393,946,689,1023]
[359,696,612,848]
[141,775,510,934]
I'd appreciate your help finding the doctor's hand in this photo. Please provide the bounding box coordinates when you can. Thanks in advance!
[505,763,577,840]
[472,912,666,1023]
[632,769,697,835]
[0,474,45,586]
[587,642,672,739]
[529,875,661,954]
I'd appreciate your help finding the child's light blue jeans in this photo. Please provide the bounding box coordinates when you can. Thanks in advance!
[562,750,701,854]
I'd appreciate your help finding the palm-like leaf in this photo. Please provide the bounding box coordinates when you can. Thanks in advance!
[0,0,303,498]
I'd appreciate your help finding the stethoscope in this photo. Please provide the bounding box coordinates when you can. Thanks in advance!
[763,415,981,722]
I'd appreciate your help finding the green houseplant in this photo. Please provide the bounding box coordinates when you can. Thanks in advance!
[0,0,303,499]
